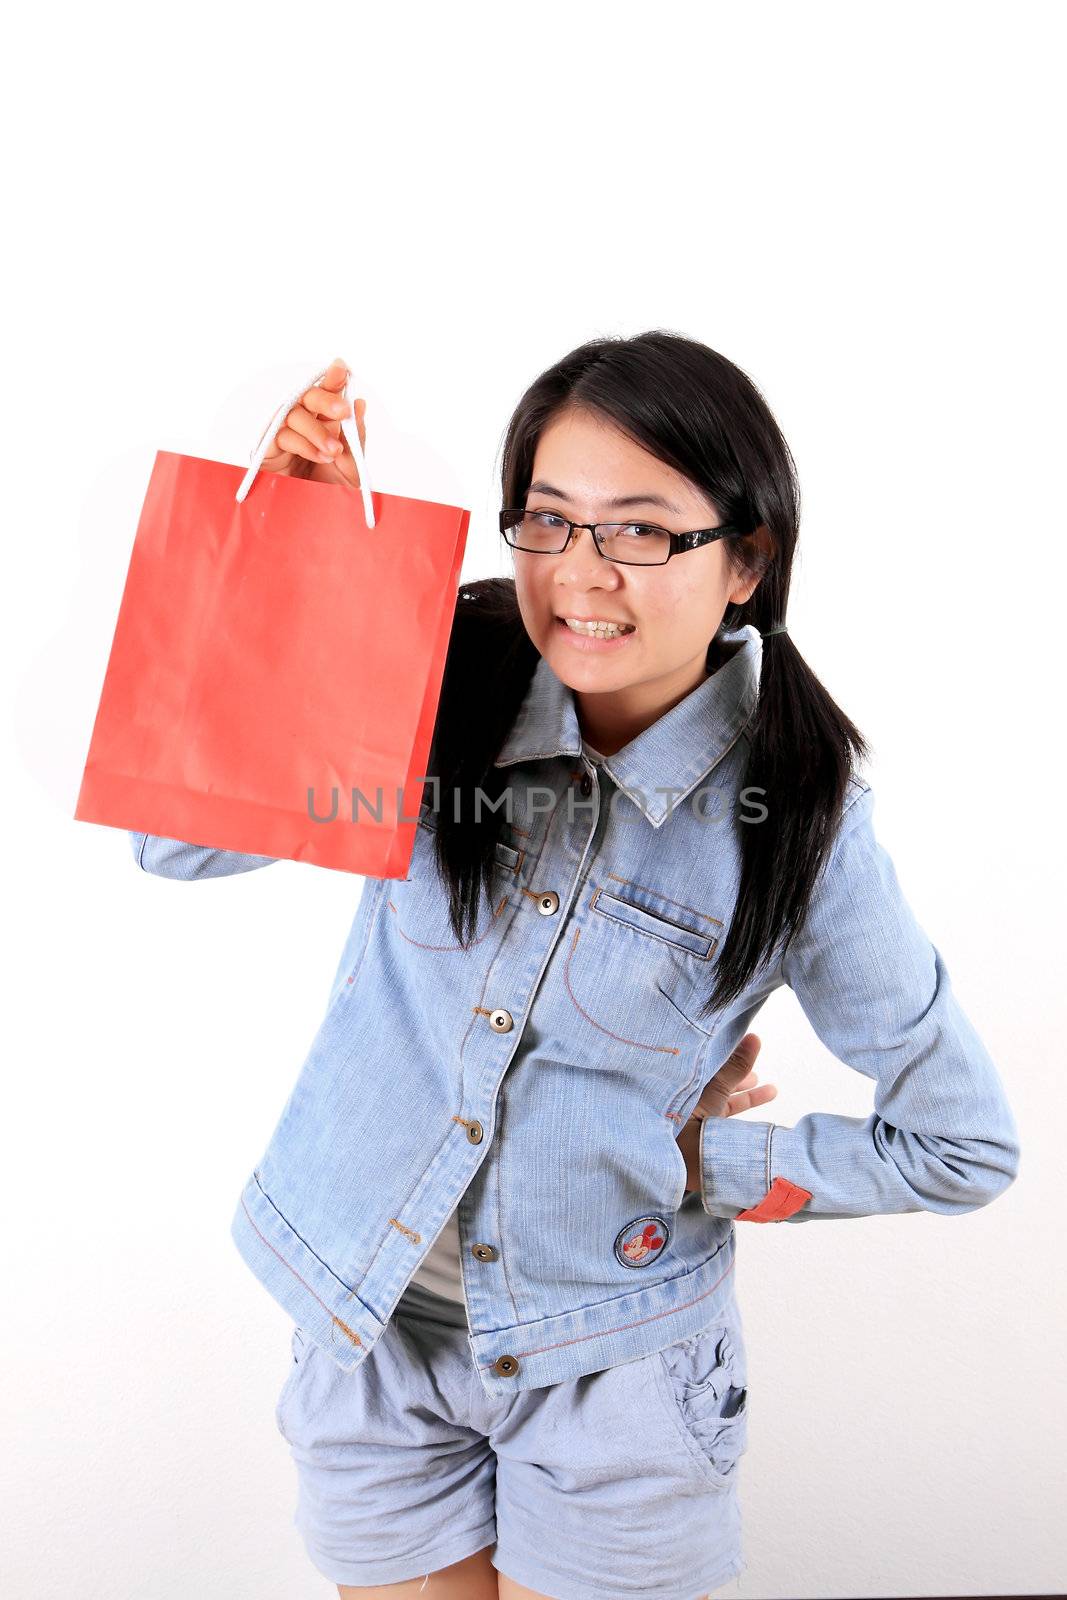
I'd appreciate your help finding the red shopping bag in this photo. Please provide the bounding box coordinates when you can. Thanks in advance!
[75,366,469,877]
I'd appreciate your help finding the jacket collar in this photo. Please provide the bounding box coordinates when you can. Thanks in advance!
[492,624,762,828]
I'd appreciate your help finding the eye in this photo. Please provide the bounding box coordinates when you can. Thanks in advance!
[616,523,663,539]
[528,511,567,528]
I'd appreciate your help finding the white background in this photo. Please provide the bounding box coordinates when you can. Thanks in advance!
[3,2,1063,1597]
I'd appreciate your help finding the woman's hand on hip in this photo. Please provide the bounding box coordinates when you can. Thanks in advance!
[676,1033,778,1194]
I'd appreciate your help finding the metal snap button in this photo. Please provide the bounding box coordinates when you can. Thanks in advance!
[535,891,560,916]
[466,1120,484,1144]
[493,1353,520,1377]
[488,1008,514,1032]
[579,773,593,797]
[471,1242,498,1261]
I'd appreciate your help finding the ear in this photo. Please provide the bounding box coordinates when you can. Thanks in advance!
[726,523,775,605]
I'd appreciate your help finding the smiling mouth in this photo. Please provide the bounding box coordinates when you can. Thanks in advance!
[557,617,637,638]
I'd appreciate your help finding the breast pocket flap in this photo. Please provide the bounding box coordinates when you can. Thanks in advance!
[417,803,522,874]
[591,886,719,960]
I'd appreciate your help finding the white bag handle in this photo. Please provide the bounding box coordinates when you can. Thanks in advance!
[235,362,375,528]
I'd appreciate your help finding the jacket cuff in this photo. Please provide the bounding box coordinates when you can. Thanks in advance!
[699,1114,772,1216]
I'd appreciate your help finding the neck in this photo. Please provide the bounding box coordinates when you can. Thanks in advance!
[575,648,715,758]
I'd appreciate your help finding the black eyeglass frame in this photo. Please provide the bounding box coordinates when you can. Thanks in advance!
[498,508,753,566]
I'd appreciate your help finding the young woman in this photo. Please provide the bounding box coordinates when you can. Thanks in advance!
[131,335,1020,1600]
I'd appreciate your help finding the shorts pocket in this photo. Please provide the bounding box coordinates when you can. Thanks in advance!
[275,1324,308,1437]
[656,1319,749,1490]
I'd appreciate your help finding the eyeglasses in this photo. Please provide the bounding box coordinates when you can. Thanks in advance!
[498,508,751,566]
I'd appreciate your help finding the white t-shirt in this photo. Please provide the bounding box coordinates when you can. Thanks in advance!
[408,1199,465,1303]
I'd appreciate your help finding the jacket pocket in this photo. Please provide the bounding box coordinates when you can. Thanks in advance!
[590,884,720,960]
[656,1319,750,1490]
[416,801,524,874]
[556,879,723,1064]
[385,807,520,953]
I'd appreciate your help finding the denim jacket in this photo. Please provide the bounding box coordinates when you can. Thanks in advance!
[128,623,1020,1396]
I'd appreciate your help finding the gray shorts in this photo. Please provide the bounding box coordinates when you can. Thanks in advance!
[275,1284,750,1600]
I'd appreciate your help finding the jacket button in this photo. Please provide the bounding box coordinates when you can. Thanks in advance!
[493,1354,520,1377]
[579,773,593,797]
[536,891,560,916]
[466,1120,484,1143]
[471,1242,498,1261]
[488,1008,514,1032]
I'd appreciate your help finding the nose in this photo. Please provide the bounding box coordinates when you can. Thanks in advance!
[555,525,620,586]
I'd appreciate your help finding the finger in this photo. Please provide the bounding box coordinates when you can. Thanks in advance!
[296,360,350,440]
[274,421,338,466]
[303,385,352,423]
[713,1056,762,1088]
[313,358,364,424]
[337,398,367,480]
[309,357,350,399]
[274,425,335,466]
[334,395,367,462]
[351,395,367,450]
[321,402,365,488]
[693,1073,755,1122]
[728,1069,760,1092]
[284,403,345,463]
[729,1032,761,1060]
[726,1084,778,1116]
[711,1038,761,1086]
[693,1090,728,1120]
[310,395,367,464]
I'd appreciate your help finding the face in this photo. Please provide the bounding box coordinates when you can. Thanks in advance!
[511,405,764,752]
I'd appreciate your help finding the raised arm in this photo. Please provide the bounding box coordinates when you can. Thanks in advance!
[699,783,1020,1223]
[129,831,280,879]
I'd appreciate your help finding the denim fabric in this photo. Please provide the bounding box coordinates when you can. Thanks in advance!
[274,1290,748,1597]
[129,623,1020,1397]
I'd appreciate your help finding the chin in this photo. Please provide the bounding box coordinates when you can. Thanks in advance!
[545,642,644,688]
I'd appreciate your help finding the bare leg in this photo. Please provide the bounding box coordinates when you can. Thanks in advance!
[337,1541,499,1599]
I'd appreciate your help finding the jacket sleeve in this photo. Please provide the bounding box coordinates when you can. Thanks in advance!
[129,830,279,879]
[699,782,1020,1223]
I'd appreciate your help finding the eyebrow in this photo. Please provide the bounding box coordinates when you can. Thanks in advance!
[526,480,684,515]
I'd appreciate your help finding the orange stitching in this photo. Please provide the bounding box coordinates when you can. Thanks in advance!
[605,872,723,928]
[520,884,554,904]
[590,884,716,960]
[338,878,387,993]
[388,893,508,950]
[238,1192,363,1349]
[477,1246,736,1366]
[388,1217,423,1244]
[661,1067,712,1125]
[458,786,563,1068]
[563,927,680,1055]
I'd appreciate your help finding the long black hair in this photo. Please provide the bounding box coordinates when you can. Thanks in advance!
[426,329,870,1018]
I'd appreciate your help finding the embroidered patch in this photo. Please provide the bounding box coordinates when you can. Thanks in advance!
[614,1214,671,1268]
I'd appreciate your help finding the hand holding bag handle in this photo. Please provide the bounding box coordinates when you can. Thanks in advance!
[78,357,469,876]
[234,362,376,528]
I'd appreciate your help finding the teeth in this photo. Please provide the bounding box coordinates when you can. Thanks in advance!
[563,618,635,638]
